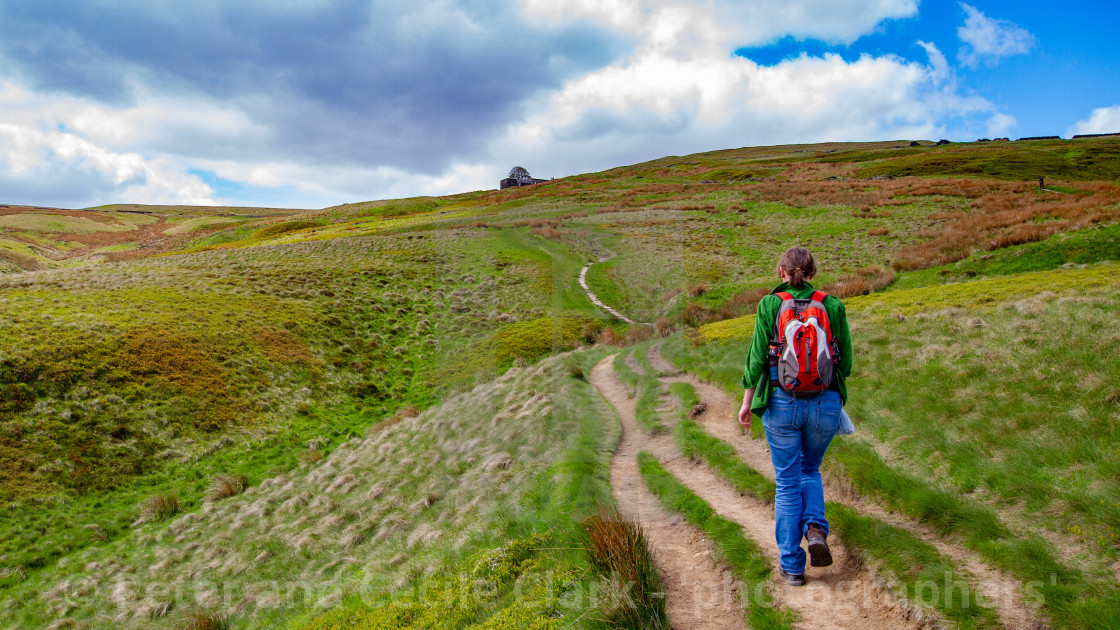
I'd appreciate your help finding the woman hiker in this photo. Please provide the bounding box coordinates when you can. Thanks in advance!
[737,246,853,586]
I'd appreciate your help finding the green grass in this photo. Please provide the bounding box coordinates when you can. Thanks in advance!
[657,282,1120,629]
[850,296,1120,550]
[612,347,668,435]
[829,439,1120,629]
[0,226,610,598]
[5,135,1120,628]
[636,451,792,630]
[666,385,1000,629]
[671,383,774,503]
[5,349,623,628]
[827,504,1002,630]
[856,140,1120,181]
[0,213,136,233]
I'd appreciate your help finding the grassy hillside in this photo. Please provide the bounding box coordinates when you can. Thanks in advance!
[1,136,1119,629]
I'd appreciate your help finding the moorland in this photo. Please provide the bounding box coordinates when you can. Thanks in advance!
[0,136,1118,629]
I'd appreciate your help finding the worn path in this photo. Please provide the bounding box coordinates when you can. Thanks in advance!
[592,352,926,629]
[592,356,743,629]
[646,343,1044,630]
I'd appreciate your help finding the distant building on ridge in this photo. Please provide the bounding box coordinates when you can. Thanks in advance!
[500,166,548,189]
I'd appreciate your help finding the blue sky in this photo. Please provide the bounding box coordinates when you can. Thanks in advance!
[0,0,1117,209]
[735,1,1120,139]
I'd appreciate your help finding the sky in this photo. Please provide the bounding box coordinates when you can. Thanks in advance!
[0,0,1118,209]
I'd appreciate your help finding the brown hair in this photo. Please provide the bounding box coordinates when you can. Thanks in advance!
[779,247,816,289]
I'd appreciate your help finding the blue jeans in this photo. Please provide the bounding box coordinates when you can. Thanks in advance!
[762,388,842,575]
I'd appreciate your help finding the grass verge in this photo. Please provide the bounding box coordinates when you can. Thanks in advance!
[636,450,792,630]
[664,383,1006,629]
[612,348,668,435]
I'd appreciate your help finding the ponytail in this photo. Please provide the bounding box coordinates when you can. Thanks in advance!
[779,247,816,289]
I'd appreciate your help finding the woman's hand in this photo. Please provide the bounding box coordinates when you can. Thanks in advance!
[738,388,753,428]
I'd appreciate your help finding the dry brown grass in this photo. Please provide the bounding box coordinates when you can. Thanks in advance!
[687,283,708,297]
[655,317,674,337]
[581,509,667,629]
[596,327,625,346]
[529,225,563,240]
[135,493,180,526]
[624,325,656,345]
[868,227,890,236]
[173,611,230,630]
[205,474,248,503]
[682,302,713,327]
[822,265,896,298]
[714,286,771,320]
[892,182,1120,270]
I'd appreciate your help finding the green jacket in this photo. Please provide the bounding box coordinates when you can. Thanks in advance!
[741,281,853,418]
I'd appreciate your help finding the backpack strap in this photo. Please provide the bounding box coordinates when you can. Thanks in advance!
[771,292,794,340]
[810,290,827,304]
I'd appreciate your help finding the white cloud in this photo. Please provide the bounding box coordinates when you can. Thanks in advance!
[1067,105,1120,137]
[522,0,919,45]
[986,112,1016,138]
[485,12,1008,182]
[0,122,215,207]
[957,3,1034,68]
[0,2,1018,209]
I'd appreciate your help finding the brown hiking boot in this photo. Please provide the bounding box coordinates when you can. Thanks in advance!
[806,523,833,567]
[778,567,806,586]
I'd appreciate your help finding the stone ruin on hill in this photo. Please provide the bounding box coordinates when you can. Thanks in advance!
[500,165,549,189]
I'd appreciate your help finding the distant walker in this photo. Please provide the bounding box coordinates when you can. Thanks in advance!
[500,165,549,189]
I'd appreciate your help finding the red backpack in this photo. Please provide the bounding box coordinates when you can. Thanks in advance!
[768,291,840,397]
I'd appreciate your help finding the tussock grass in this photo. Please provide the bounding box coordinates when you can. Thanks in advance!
[822,265,896,298]
[7,349,621,628]
[173,611,231,630]
[889,221,1120,291]
[205,474,248,503]
[135,493,180,525]
[581,509,668,629]
[637,451,792,630]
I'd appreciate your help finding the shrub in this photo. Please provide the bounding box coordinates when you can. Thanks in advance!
[682,302,712,327]
[136,493,180,526]
[714,286,769,321]
[623,325,656,345]
[529,226,562,240]
[205,474,248,503]
[581,509,668,629]
[596,327,624,346]
[687,283,708,297]
[823,265,895,298]
[173,611,230,630]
